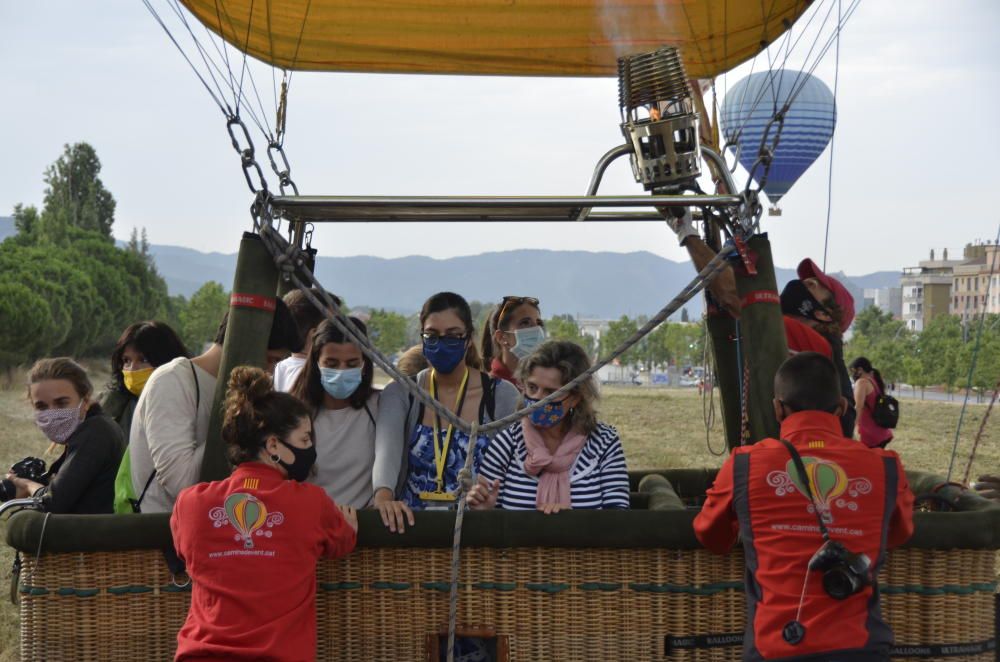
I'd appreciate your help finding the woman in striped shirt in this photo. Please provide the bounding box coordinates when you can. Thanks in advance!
[468,340,629,512]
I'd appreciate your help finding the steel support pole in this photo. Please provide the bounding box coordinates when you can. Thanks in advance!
[200,232,280,482]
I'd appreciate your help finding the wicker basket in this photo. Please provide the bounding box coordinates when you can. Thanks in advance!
[14,544,997,662]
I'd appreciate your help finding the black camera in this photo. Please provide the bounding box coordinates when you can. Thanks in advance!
[0,457,48,502]
[808,540,871,600]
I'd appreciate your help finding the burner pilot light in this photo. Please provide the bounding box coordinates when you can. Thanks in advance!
[618,47,702,193]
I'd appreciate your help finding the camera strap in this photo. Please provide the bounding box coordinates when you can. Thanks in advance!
[778,439,831,542]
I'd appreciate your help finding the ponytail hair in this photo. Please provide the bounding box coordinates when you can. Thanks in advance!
[222,366,311,466]
[849,356,886,392]
[480,305,501,368]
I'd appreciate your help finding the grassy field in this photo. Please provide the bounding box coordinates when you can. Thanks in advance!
[0,375,997,660]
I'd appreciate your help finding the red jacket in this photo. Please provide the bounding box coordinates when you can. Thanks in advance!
[693,412,913,661]
[783,316,832,359]
[489,358,520,389]
[170,463,357,662]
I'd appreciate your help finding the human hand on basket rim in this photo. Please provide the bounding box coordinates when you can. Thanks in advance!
[467,476,500,510]
[373,487,415,533]
[338,504,358,532]
[972,475,1000,501]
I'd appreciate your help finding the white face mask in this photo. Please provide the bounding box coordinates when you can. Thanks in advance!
[509,326,546,360]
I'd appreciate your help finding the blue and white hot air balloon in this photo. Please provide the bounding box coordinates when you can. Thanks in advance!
[720,70,836,207]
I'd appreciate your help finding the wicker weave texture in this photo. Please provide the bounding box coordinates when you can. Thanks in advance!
[16,547,998,661]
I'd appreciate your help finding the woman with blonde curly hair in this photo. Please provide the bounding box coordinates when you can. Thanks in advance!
[468,340,629,513]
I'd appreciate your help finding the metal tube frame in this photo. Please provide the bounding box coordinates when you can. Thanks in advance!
[266,143,754,227]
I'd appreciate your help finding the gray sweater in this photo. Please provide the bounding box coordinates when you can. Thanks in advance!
[372,369,520,496]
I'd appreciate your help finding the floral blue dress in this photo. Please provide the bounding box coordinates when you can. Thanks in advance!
[399,424,490,510]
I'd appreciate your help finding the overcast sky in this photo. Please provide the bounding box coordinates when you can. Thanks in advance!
[1,1,998,276]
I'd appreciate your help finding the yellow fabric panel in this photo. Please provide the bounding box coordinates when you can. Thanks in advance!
[179,0,810,79]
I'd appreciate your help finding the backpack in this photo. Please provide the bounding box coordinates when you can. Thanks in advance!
[113,360,200,514]
[870,390,899,429]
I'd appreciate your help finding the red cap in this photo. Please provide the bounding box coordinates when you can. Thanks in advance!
[796,258,855,332]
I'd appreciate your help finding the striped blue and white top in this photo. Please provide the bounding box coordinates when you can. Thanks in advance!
[478,421,630,510]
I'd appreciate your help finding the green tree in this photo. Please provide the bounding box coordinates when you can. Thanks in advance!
[601,315,639,365]
[181,282,229,352]
[38,142,116,241]
[545,314,595,356]
[2,144,170,365]
[846,306,909,384]
[0,280,52,371]
[368,309,409,356]
[917,314,964,396]
[12,203,40,239]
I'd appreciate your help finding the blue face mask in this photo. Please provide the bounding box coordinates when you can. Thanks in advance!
[422,336,467,374]
[319,366,363,400]
[522,396,569,429]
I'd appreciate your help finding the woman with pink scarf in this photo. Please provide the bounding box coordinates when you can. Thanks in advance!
[468,340,629,512]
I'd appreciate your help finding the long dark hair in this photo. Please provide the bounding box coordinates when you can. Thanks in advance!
[223,366,311,466]
[420,292,482,370]
[291,318,375,412]
[849,356,886,392]
[109,321,190,393]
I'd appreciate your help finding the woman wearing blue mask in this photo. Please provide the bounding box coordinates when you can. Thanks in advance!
[481,295,546,390]
[468,340,629,513]
[372,292,519,532]
[291,318,379,508]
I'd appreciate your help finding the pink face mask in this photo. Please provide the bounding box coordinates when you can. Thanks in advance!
[35,402,84,444]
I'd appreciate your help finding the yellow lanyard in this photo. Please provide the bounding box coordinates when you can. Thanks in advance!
[427,368,469,496]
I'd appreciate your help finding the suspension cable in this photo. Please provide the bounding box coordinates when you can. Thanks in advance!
[821,0,841,272]
[141,0,229,115]
[253,210,736,437]
[961,377,1000,486]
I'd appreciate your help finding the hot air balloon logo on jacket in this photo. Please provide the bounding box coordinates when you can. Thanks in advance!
[767,456,872,524]
[209,493,285,549]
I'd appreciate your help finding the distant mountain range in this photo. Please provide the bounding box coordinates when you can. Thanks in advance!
[0,215,902,319]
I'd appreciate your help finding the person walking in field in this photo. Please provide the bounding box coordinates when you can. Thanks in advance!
[849,357,894,449]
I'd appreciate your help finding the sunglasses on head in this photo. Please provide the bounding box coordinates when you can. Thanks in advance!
[496,296,540,326]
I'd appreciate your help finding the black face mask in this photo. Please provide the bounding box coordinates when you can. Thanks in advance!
[276,439,316,482]
[780,279,830,324]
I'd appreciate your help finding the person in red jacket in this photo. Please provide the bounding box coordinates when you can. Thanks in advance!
[170,366,358,662]
[694,352,914,662]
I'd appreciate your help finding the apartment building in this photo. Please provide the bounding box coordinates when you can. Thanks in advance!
[900,248,963,331]
[952,242,1000,323]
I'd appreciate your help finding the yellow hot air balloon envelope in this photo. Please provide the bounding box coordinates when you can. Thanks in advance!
[179,0,810,79]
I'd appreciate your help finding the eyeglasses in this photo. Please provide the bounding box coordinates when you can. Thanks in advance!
[496,296,540,326]
[421,332,468,346]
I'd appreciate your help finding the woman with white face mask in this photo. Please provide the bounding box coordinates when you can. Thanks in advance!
[481,295,546,390]
[13,358,125,513]
[291,318,379,508]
